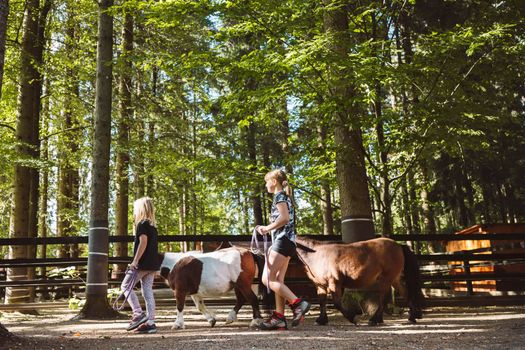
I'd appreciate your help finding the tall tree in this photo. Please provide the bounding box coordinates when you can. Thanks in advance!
[0,0,8,98]
[6,0,48,305]
[57,0,80,259]
[322,0,374,242]
[27,0,51,300]
[317,124,334,235]
[38,77,50,289]
[78,0,118,318]
[114,11,133,279]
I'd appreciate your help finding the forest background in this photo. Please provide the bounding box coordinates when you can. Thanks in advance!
[1,0,524,273]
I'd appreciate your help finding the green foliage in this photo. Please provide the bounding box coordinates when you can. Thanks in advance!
[2,0,525,245]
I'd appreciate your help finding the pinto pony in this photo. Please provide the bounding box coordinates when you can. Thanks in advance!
[295,237,424,326]
[158,247,264,329]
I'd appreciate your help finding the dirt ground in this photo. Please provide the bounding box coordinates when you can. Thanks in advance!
[1,304,524,350]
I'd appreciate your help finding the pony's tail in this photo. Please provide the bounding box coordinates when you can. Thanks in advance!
[401,245,425,321]
[251,251,274,311]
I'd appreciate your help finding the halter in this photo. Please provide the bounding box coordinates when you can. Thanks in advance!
[251,227,272,293]
[112,266,139,311]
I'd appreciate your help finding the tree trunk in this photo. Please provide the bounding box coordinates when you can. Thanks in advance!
[398,9,421,237]
[323,0,374,242]
[191,99,197,247]
[370,11,393,237]
[179,185,187,252]
[77,0,118,319]
[238,190,248,234]
[0,0,8,98]
[261,134,272,222]
[420,162,438,252]
[407,170,421,233]
[146,108,156,198]
[114,12,133,279]
[504,182,517,223]
[420,164,436,235]
[133,73,146,199]
[27,0,50,302]
[278,98,298,226]
[278,98,293,174]
[401,176,413,234]
[319,181,334,235]
[454,164,469,228]
[247,122,263,226]
[146,68,157,198]
[480,182,493,223]
[38,78,50,297]
[134,124,146,198]
[57,2,80,260]
[6,0,44,306]
[317,125,333,235]
[376,118,392,236]
[496,184,507,223]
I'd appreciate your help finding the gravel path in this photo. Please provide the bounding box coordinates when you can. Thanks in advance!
[1,305,524,349]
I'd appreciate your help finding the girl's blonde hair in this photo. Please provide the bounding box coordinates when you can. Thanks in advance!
[265,169,294,205]
[133,197,156,231]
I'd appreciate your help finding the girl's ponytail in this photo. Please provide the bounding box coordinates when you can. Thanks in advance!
[283,181,295,207]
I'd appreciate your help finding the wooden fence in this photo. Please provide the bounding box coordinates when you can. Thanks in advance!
[0,233,524,309]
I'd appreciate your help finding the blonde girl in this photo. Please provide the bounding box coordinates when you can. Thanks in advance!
[122,197,160,334]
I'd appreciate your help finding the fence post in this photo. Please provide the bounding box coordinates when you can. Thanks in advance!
[464,259,473,296]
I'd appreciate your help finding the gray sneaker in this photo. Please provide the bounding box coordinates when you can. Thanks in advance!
[127,312,147,331]
[291,298,310,327]
[136,322,157,334]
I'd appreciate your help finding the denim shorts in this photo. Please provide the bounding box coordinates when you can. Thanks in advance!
[271,236,296,258]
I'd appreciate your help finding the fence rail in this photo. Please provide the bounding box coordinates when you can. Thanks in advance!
[1,232,525,246]
[1,232,524,308]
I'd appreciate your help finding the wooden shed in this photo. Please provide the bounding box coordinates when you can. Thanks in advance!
[447,223,525,292]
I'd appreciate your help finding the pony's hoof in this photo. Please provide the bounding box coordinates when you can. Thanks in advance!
[250,318,263,328]
[314,317,328,326]
[409,310,422,322]
[408,318,417,324]
[368,320,379,326]
[209,318,216,327]
[172,323,185,330]
[351,316,359,326]
[225,310,237,324]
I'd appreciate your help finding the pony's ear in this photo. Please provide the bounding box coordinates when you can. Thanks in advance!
[216,240,233,250]
[296,243,315,253]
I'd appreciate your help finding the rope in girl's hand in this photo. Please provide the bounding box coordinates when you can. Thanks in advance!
[112,265,138,311]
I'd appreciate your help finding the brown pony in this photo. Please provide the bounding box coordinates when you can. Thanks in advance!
[295,237,424,326]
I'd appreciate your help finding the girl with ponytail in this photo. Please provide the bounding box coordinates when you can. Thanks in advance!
[256,169,310,330]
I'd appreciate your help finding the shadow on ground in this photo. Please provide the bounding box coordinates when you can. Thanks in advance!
[1,305,524,350]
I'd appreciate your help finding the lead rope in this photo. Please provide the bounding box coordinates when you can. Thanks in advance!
[252,227,271,294]
[112,266,138,311]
